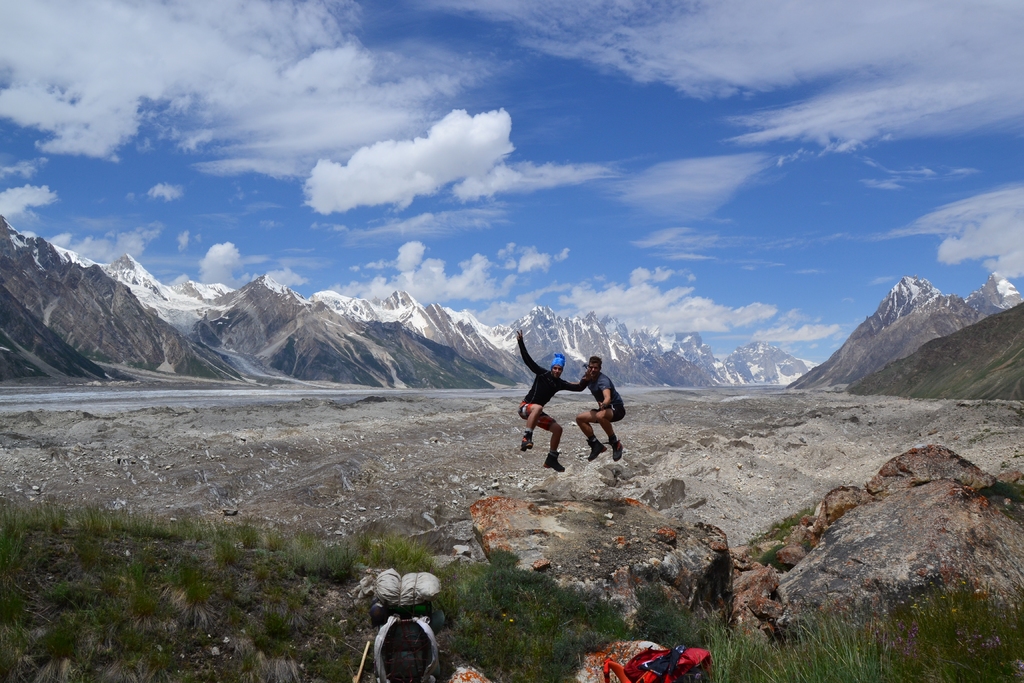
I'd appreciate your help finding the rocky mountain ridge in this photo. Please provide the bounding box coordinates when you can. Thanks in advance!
[1,215,812,386]
[790,274,1019,389]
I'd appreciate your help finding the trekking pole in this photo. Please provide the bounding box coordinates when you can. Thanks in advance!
[353,640,370,683]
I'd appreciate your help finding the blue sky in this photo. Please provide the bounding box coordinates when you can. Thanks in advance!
[2,0,1023,361]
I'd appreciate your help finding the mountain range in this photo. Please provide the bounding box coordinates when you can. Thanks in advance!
[0,216,814,387]
[790,274,1022,390]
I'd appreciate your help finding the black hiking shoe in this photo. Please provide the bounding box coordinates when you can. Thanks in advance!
[611,440,624,462]
[521,433,533,451]
[543,451,565,473]
[587,439,607,461]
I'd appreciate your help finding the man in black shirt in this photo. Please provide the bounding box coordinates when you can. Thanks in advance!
[516,330,591,472]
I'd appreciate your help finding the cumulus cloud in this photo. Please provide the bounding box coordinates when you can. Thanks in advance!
[305,109,514,213]
[498,243,569,273]
[0,184,58,219]
[559,269,776,333]
[0,0,465,174]
[305,109,608,213]
[903,185,1024,278]
[49,225,160,262]
[433,0,1024,149]
[199,242,250,286]
[147,183,184,201]
[618,154,769,217]
[336,240,514,302]
[266,267,309,287]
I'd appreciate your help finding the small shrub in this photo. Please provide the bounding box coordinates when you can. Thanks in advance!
[0,531,23,578]
[0,590,26,624]
[357,533,435,574]
[630,585,701,647]
[216,538,241,567]
[287,543,357,582]
[237,524,262,549]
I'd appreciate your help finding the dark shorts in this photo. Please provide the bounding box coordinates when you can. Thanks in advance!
[609,404,626,423]
[519,402,556,430]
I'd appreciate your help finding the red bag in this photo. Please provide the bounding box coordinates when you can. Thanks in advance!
[604,645,712,683]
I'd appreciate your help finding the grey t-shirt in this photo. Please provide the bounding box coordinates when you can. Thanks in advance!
[588,373,623,408]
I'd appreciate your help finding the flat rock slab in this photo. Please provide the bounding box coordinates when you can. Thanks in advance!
[779,479,1024,616]
[470,496,731,613]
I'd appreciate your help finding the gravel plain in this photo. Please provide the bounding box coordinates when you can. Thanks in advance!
[1,385,1022,546]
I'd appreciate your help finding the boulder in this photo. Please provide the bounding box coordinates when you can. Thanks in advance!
[803,485,875,547]
[640,478,687,510]
[469,496,731,615]
[779,479,1024,617]
[865,444,995,495]
[731,564,783,635]
[446,667,492,683]
[775,544,807,567]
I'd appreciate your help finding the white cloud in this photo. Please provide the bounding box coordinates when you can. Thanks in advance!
[452,161,611,201]
[0,184,58,219]
[339,208,503,245]
[49,225,160,262]
[904,185,1024,278]
[199,242,249,286]
[177,230,190,251]
[559,277,776,334]
[629,267,674,285]
[752,323,842,343]
[497,243,569,273]
[618,154,769,217]
[336,240,513,302]
[305,109,607,214]
[305,109,514,213]
[869,275,895,286]
[0,159,44,180]
[433,1,1024,148]
[147,183,184,201]
[266,267,309,287]
[632,227,720,260]
[0,0,465,174]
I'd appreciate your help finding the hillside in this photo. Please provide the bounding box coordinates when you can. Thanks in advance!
[849,302,1024,399]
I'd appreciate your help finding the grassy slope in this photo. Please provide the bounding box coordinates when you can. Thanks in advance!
[849,303,1024,399]
[3,503,1024,682]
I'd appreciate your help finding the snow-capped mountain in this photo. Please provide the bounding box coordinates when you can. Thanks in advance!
[876,275,943,327]
[791,275,986,389]
[722,342,816,385]
[2,217,820,387]
[966,274,1023,315]
[0,218,238,381]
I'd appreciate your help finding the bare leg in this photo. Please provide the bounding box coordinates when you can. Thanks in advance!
[575,411,597,438]
[525,403,544,431]
[549,421,562,451]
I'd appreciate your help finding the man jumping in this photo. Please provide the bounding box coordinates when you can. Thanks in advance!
[576,355,626,462]
[516,330,590,473]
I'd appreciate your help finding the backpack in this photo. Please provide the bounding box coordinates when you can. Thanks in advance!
[374,614,440,683]
[605,645,712,683]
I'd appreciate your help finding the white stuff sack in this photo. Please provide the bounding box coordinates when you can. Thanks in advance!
[374,569,403,607]
[399,572,440,606]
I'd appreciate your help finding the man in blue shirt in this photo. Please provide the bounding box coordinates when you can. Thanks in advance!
[575,355,626,462]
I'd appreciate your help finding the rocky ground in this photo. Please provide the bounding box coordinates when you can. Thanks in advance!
[2,386,1022,549]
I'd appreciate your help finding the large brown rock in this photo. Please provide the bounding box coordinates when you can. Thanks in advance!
[865,444,995,495]
[778,480,1024,617]
[470,496,731,615]
[731,564,783,635]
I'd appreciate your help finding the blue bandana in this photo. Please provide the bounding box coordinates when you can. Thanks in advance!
[551,353,566,369]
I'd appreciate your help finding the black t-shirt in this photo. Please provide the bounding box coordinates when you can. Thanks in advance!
[518,337,587,406]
